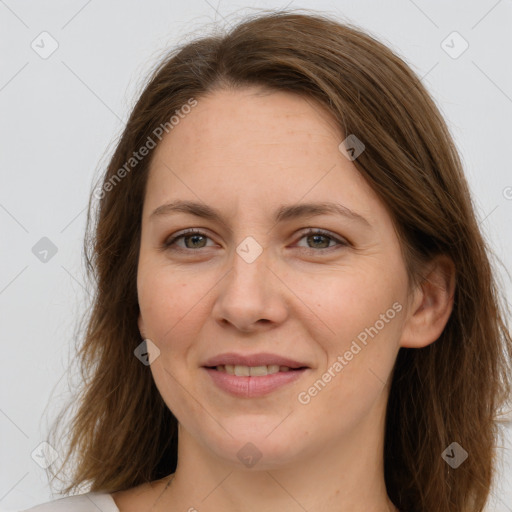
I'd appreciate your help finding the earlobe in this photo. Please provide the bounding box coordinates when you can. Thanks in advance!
[399,255,456,349]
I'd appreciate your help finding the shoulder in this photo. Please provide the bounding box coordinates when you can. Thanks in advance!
[18,492,119,512]
[109,476,172,512]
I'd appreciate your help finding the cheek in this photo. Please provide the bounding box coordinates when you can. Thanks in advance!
[298,312,402,440]
[138,265,201,342]
[309,262,404,339]
[139,273,204,422]
[305,263,405,398]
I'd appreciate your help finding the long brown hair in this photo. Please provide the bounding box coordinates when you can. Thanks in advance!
[47,9,512,511]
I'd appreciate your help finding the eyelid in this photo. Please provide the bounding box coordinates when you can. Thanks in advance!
[295,228,349,249]
[163,228,217,248]
[162,227,349,252]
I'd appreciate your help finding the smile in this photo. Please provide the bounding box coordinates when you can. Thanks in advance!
[203,365,308,398]
[212,364,297,376]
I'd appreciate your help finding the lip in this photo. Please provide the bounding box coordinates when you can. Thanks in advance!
[203,367,308,398]
[201,352,309,369]
[201,352,310,398]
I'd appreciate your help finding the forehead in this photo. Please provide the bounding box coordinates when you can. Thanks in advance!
[152,87,340,162]
[143,87,384,226]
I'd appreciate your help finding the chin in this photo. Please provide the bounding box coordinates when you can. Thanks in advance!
[196,417,307,470]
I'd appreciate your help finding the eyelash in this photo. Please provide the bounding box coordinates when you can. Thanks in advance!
[162,228,348,254]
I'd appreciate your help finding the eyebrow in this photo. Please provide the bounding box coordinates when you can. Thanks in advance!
[149,200,371,228]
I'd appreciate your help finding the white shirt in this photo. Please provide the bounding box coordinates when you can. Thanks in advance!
[17,492,119,512]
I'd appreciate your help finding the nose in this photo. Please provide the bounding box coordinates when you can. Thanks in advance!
[211,246,289,333]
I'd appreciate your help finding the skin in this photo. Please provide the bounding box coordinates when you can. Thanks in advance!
[112,87,455,512]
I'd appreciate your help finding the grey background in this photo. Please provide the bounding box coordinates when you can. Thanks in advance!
[1,0,511,510]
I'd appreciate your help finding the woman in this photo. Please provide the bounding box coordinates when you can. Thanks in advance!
[23,9,512,512]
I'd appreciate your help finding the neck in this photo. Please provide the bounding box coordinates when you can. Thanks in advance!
[156,399,397,511]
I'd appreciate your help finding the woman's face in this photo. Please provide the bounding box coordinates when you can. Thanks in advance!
[137,87,414,468]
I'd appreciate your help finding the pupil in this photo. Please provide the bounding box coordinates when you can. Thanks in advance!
[310,235,328,248]
[187,235,205,248]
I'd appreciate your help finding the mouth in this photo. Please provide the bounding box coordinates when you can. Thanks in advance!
[201,353,310,398]
[201,352,309,371]
[202,354,311,398]
[205,364,308,376]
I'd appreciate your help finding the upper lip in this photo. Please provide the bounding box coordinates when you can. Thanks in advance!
[202,352,309,369]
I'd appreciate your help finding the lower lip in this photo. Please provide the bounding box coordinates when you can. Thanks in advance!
[203,367,307,398]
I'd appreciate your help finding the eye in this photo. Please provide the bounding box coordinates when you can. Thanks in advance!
[163,229,215,250]
[162,228,348,253]
[295,228,348,252]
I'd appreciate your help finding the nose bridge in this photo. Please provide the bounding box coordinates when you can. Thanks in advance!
[212,233,287,330]
[228,234,270,297]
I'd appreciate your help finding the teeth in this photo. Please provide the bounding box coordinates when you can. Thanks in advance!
[219,364,289,376]
[250,365,271,376]
[234,365,250,376]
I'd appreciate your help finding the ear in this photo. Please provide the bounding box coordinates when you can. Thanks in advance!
[400,254,456,348]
